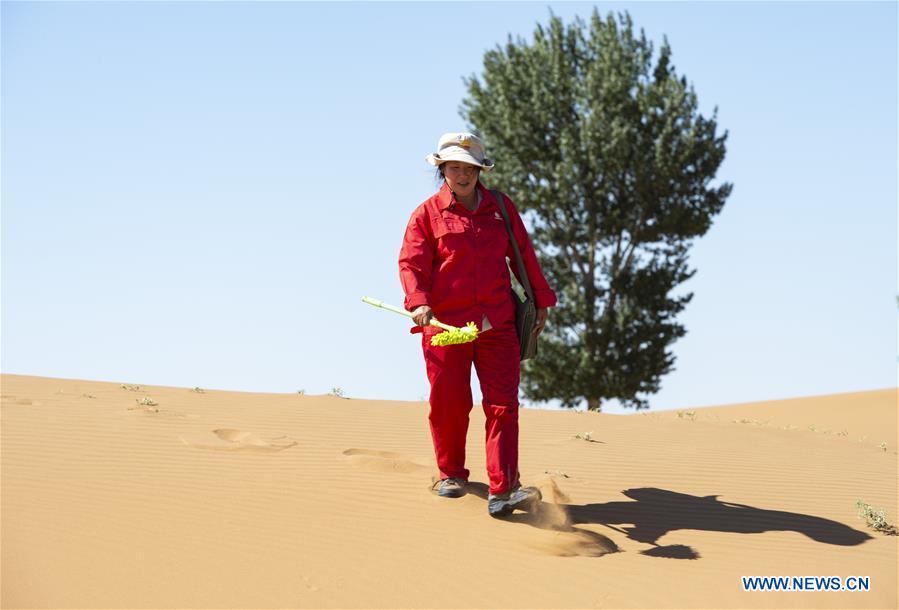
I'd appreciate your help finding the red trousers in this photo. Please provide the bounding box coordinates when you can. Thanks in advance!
[422,320,520,495]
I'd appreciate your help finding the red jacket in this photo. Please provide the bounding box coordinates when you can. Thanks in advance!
[399,182,557,332]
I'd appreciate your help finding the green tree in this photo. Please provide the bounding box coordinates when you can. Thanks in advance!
[463,10,732,410]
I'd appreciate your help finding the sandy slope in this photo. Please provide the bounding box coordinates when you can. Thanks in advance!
[1,374,896,609]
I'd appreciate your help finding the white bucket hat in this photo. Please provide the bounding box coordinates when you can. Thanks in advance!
[425,132,494,172]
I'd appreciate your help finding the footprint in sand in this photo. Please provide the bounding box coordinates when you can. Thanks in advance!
[341,448,430,474]
[180,428,298,452]
[2,395,41,406]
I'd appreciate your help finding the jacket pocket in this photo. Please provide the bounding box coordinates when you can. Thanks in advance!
[434,217,466,239]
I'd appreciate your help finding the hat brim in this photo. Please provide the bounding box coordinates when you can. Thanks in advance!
[425,151,494,172]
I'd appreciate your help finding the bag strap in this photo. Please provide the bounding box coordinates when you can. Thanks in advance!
[491,189,535,301]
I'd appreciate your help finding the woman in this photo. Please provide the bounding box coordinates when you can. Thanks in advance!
[398,132,558,518]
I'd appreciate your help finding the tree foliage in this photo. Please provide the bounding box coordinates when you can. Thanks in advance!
[462,10,732,410]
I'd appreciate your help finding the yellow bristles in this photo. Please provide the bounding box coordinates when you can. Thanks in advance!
[430,321,479,346]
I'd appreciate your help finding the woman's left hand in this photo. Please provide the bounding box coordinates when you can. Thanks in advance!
[533,308,548,337]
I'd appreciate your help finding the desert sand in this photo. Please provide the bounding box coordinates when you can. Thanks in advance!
[1,373,896,609]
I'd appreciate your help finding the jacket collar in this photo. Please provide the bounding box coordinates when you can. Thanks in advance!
[437,182,497,212]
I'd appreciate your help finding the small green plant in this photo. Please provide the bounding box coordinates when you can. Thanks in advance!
[677,410,696,421]
[574,431,598,442]
[128,397,159,413]
[329,387,345,398]
[192,387,205,393]
[735,418,766,426]
[121,384,141,391]
[856,500,899,535]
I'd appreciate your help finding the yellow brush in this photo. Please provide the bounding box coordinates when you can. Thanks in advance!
[361,297,479,346]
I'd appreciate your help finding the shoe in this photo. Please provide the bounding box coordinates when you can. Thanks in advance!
[433,477,467,498]
[488,485,542,518]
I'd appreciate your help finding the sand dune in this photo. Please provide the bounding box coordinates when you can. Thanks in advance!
[1,374,896,609]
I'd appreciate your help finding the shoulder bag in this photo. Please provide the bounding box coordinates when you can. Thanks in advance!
[491,189,538,361]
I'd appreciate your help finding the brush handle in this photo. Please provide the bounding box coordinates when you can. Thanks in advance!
[361,296,456,332]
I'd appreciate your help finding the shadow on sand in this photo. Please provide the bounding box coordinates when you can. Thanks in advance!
[467,485,872,559]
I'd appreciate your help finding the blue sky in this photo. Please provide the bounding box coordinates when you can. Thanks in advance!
[2,1,896,414]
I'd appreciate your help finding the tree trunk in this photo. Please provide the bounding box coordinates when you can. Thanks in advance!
[587,397,602,412]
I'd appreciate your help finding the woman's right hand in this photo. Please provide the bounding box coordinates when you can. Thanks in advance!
[411,305,434,327]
